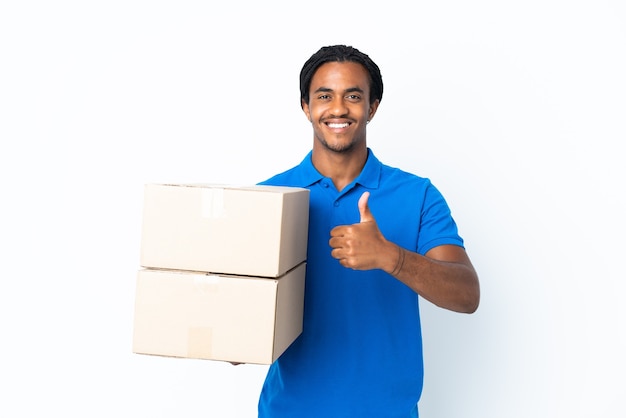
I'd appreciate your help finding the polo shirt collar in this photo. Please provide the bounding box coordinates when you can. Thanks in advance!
[294,151,324,188]
[355,148,381,190]
[295,148,382,190]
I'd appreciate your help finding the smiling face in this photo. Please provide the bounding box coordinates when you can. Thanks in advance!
[302,61,380,154]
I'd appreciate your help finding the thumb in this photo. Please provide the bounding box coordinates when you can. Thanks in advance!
[358,191,374,223]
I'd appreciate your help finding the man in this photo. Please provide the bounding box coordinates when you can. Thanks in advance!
[257,45,480,417]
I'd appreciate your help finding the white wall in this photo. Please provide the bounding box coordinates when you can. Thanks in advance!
[1,1,624,417]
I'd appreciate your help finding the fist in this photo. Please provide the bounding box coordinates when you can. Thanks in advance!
[329,192,387,270]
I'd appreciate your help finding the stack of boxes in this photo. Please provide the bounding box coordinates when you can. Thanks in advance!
[132,183,310,365]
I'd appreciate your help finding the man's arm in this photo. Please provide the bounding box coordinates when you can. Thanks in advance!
[329,192,480,313]
[387,243,479,313]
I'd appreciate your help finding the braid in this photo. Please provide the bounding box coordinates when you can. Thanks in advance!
[299,45,383,108]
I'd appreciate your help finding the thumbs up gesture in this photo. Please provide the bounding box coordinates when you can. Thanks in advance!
[329,192,392,271]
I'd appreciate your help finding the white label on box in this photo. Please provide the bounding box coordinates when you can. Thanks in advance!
[201,188,225,218]
[194,275,220,293]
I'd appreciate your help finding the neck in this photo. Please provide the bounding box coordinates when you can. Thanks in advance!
[311,145,368,192]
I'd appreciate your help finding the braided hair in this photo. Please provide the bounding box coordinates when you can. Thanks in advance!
[299,45,383,108]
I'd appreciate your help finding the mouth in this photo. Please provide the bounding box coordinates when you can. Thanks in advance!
[325,122,351,129]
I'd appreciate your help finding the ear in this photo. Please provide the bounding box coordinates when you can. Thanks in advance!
[367,99,380,122]
[302,99,312,122]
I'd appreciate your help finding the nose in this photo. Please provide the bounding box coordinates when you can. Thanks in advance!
[329,97,348,117]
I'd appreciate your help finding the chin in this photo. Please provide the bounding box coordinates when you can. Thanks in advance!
[318,138,360,154]
[328,144,355,153]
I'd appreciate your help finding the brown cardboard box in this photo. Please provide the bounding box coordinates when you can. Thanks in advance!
[132,262,306,365]
[139,183,309,278]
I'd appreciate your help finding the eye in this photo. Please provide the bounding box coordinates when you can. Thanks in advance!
[346,94,361,101]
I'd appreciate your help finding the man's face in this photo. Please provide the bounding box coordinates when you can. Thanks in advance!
[303,61,379,154]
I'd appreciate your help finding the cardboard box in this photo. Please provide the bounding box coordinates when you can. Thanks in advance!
[140,183,309,278]
[132,262,306,365]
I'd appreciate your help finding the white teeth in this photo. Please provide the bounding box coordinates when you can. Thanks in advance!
[327,123,349,128]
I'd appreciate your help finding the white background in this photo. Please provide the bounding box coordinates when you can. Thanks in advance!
[1,1,624,417]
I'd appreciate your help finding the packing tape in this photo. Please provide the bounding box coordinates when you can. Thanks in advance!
[188,327,213,359]
[201,188,225,218]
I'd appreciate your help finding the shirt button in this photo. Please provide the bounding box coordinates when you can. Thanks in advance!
[322,182,329,188]
[334,201,340,207]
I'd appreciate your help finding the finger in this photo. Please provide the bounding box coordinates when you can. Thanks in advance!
[330,247,342,260]
[330,226,346,237]
[358,191,374,223]
[329,236,343,249]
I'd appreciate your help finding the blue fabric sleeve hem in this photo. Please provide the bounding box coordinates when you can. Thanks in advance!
[419,237,465,255]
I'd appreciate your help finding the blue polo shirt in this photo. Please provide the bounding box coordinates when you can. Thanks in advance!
[258,149,464,418]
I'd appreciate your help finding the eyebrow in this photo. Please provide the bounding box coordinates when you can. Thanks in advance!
[313,86,365,95]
